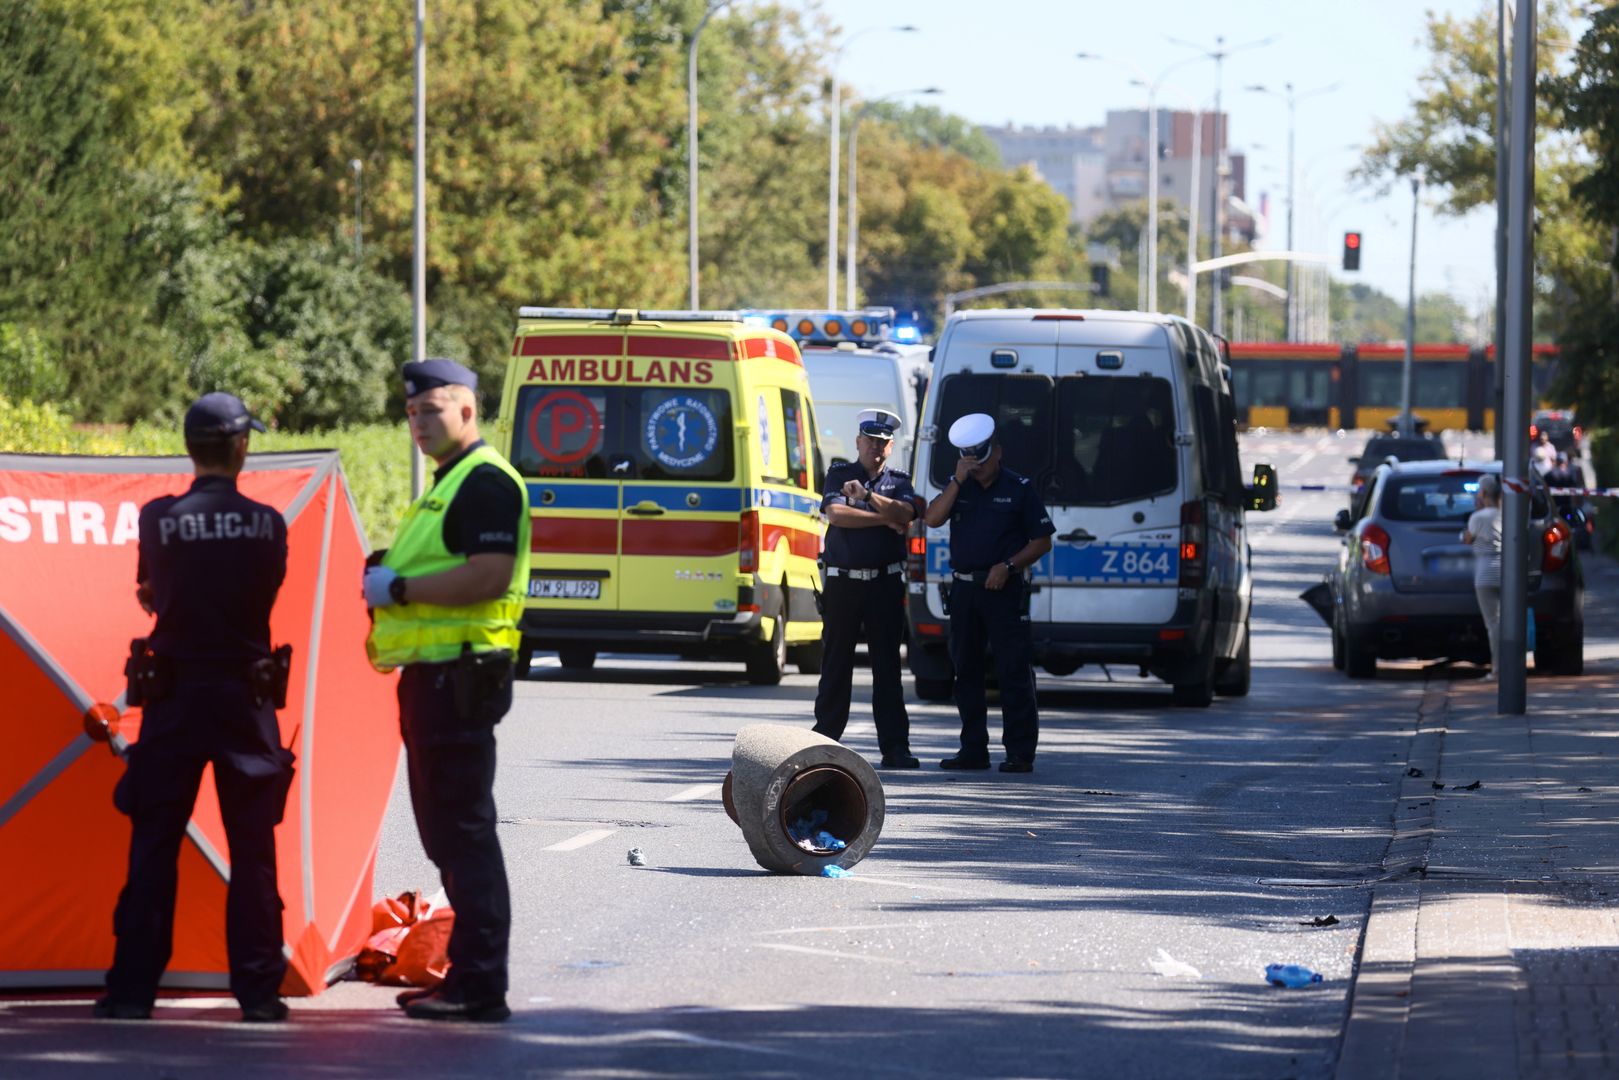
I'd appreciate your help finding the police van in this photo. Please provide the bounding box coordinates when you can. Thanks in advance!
[905,309,1277,706]
[744,309,931,472]
[495,309,826,684]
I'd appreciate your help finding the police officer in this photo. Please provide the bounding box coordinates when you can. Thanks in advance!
[921,413,1054,773]
[362,359,530,1023]
[811,409,920,768]
[99,393,292,1023]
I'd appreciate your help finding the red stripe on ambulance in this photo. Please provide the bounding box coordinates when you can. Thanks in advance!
[531,517,617,555]
[621,520,738,558]
[520,334,624,357]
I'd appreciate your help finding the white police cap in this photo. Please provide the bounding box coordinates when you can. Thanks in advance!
[948,413,995,458]
[856,408,901,440]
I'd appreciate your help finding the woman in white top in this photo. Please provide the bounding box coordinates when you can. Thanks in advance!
[1461,474,1503,679]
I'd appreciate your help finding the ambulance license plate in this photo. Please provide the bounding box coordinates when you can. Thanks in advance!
[529,578,601,600]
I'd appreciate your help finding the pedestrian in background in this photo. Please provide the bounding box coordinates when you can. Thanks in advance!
[811,408,920,769]
[1462,473,1503,680]
[1531,431,1557,476]
[363,360,530,1023]
[100,393,292,1023]
[922,413,1054,773]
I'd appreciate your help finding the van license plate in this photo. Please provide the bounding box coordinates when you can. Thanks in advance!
[1062,544,1177,583]
[529,578,601,600]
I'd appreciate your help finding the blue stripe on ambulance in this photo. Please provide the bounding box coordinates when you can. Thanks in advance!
[527,483,620,510]
[746,488,820,516]
[621,484,744,513]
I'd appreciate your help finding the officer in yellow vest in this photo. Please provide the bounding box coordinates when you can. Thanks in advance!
[363,359,531,1023]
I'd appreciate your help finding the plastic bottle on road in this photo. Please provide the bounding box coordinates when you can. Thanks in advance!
[1265,963,1323,987]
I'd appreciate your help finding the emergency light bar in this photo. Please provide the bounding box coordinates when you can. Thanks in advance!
[742,308,896,345]
[517,307,744,323]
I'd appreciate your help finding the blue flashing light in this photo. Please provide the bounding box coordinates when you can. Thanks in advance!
[892,324,921,343]
[741,314,770,328]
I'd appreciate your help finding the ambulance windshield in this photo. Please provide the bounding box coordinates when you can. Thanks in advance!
[510,385,734,481]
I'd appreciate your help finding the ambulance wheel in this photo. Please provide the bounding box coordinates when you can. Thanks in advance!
[913,676,954,702]
[516,646,534,678]
[557,647,596,671]
[746,618,787,685]
[791,640,824,675]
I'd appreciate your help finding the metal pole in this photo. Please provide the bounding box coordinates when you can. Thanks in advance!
[1187,108,1202,322]
[1401,176,1418,437]
[1210,46,1225,337]
[1493,0,1510,459]
[351,159,363,262]
[1147,103,1160,312]
[846,112,860,309]
[1284,87,1296,341]
[410,0,426,500]
[827,70,840,308]
[1499,0,1535,715]
[688,5,719,310]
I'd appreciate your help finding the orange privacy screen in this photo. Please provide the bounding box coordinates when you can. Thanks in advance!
[0,452,399,994]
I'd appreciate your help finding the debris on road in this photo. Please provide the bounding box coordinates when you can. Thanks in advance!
[1457,780,1482,791]
[727,724,884,875]
[1578,786,1594,793]
[1407,767,1425,778]
[1149,949,1202,979]
[820,865,852,879]
[1298,915,1340,928]
[626,848,647,867]
[1432,781,1446,790]
[1265,964,1324,987]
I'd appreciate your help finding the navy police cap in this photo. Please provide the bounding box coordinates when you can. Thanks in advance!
[184,392,266,439]
[403,358,479,397]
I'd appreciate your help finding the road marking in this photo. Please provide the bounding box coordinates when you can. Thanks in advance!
[667,783,721,802]
[1149,948,1202,978]
[756,942,908,965]
[760,922,924,936]
[545,828,617,851]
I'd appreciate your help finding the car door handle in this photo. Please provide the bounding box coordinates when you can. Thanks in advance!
[1057,529,1096,543]
[625,501,665,516]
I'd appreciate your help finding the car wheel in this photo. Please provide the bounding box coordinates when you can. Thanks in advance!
[1331,612,1346,671]
[1344,632,1377,679]
[746,617,786,685]
[791,640,824,675]
[1215,619,1251,697]
[557,646,596,670]
[913,676,954,702]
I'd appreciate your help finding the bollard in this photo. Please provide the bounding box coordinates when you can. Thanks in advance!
[723,724,884,875]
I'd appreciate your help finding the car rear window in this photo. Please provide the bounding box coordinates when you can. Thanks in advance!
[1362,437,1446,464]
[1381,473,1484,521]
[510,385,734,481]
[1051,375,1178,505]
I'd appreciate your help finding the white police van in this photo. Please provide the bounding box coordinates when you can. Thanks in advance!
[743,309,931,474]
[904,309,1277,706]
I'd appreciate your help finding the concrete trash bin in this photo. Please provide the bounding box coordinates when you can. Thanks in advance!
[723,724,885,875]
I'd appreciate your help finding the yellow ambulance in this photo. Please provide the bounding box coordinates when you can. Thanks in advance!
[494,308,826,684]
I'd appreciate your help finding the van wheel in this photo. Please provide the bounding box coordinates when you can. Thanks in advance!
[557,647,596,670]
[516,646,534,679]
[1215,620,1251,697]
[913,676,954,702]
[1171,645,1216,707]
[791,640,824,675]
[746,618,786,685]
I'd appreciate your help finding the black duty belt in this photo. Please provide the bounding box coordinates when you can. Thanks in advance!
[952,570,1023,583]
[825,562,905,581]
[170,657,262,680]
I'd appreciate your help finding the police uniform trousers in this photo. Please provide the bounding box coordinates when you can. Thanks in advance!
[398,660,512,1000]
[812,572,910,757]
[947,576,1039,761]
[106,678,289,1008]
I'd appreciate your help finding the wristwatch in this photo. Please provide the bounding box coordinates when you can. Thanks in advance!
[1003,559,1017,575]
[389,575,409,604]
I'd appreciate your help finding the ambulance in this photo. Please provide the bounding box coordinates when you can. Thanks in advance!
[494,309,826,684]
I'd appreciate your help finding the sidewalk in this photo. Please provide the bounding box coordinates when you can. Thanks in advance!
[1339,553,1619,1079]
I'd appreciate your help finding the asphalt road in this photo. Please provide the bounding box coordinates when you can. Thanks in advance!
[3,428,1503,1078]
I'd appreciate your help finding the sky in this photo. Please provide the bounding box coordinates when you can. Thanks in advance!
[811,0,1508,312]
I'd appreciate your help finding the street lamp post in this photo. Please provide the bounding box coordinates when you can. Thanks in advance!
[350,158,363,262]
[1246,81,1338,341]
[1401,175,1420,437]
[687,1,730,309]
[828,25,919,308]
[410,0,426,498]
[846,88,940,308]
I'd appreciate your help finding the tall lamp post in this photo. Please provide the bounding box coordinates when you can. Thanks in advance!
[350,158,363,262]
[1168,34,1274,335]
[687,1,731,309]
[846,88,941,308]
[828,25,918,307]
[1245,81,1338,341]
[410,0,426,498]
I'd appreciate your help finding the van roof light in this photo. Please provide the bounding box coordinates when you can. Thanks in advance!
[636,309,743,322]
[517,307,619,321]
[741,308,896,344]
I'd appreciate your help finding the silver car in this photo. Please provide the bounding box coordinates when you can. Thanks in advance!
[1324,459,1583,677]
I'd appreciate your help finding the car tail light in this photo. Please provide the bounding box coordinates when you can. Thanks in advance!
[1542,518,1571,572]
[738,511,761,574]
[1360,523,1391,575]
[1178,500,1206,588]
[1530,424,1539,438]
[907,527,927,583]
[1574,425,1584,441]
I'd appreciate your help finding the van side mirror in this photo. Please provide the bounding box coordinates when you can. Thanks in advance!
[1247,463,1278,512]
[1347,456,1360,465]
[1334,508,1353,533]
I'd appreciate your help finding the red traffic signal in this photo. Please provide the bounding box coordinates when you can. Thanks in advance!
[1342,231,1362,271]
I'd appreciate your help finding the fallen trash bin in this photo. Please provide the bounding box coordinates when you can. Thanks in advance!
[723,724,884,875]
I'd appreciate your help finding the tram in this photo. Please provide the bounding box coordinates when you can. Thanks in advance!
[1226,342,1560,431]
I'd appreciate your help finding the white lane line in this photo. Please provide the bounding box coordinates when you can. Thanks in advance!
[666,783,721,802]
[755,942,908,965]
[760,922,925,936]
[1149,948,1203,978]
[1292,449,1319,471]
[544,828,617,852]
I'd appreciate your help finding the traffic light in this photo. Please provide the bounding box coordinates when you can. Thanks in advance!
[1342,231,1362,271]
[1090,263,1110,298]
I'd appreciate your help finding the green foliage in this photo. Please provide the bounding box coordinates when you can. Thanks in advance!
[858,102,1003,169]
[0,323,71,406]
[1330,282,1481,345]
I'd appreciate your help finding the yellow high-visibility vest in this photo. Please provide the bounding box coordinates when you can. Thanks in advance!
[367,444,531,671]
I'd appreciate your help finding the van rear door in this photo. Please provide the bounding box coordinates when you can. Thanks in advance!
[1045,331,1181,625]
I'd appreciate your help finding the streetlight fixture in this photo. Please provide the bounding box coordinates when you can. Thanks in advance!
[350,158,363,262]
[1166,34,1275,335]
[828,25,919,307]
[687,0,732,309]
[846,88,941,307]
[1245,81,1339,340]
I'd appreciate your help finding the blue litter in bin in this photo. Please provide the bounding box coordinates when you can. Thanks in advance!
[788,809,847,852]
[1264,963,1323,987]
[821,865,852,878]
